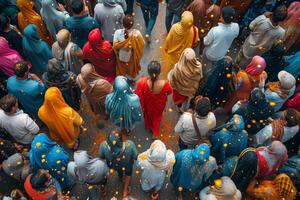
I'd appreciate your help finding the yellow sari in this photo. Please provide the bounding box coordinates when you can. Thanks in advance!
[164,11,199,69]
[38,87,83,148]
[113,29,145,79]
[17,0,53,45]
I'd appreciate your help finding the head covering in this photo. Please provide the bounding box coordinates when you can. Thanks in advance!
[82,28,115,82]
[168,48,203,98]
[38,87,82,148]
[278,70,296,90]
[40,0,68,39]
[208,176,242,200]
[258,141,288,176]
[105,132,125,158]
[105,76,142,130]
[170,143,217,191]
[52,29,70,62]
[103,0,117,6]
[138,140,175,175]
[174,11,194,35]
[274,173,297,199]
[22,24,52,74]
[245,56,266,76]
[2,153,31,181]
[67,150,108,184]
[216,114,245,133]
[46,58,65,79]
[29,133,70,189]
[0,37,24,76]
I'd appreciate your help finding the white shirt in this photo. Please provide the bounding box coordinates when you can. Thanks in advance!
[0,109,39,144]
[175,112,216,146]
[204,23,239,61]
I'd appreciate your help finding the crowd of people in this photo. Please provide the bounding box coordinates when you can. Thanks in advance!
[0,0,299,199]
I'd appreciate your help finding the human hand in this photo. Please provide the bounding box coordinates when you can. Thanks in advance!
[57,3,65,11]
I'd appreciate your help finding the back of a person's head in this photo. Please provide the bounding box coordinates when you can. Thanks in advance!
[222,6,235,24]
[123,15,134,30]
[13,61,28,78]
[0,94,17,113]
[71,0,84,15]
[147,61,161,80]
[0,14,9,34]
[195,97,211,117]
[272,5,288,23]
[285,108,300,127]
[30,170,48,191]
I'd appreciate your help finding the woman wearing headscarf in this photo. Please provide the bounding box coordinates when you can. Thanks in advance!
[171,143,217,200]
[199,176,242,200]
[281,1,300,51]
[259,70,296,112]
[187,0,221,53]
[16,0,53,45]
[67,150,109,194]
[135,61,172,138]
[233,88,274,135]
[164,11,199,68]
[105,76,142,134]
[83,28,116,83]
[22,24,52,77]
[38,87,83,149]
[213,141,288,192]
[52,29,84,75]
[137,140,175,199]
[113,15,144,80]
[40,0,70,40]
[29,133,71,190]
[99,132,138,198]
[210,114,248,164]
[76,63,113,115]
[198,56,235,109]
[42,58,81,111]
[0,37,24,77]
[223,56,266,113]
[253,108,299,147]
[2,153,31,181]
[246,173,297,200]
[168,48,203,110]
[0,0,18,25]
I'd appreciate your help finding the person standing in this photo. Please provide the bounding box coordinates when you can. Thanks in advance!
[52,29,84,75]
[175,97,216,150]
[0,94,39,146]
[202,6,239,77]
[22,24,53,76]
[83,28,116,83]
[113,15,144,81]
[137,140,175,199]
[7,61,45,117]
[94,0,124,43]
[135,61,172,138]
[65,0,99,48]
[237,5,287,68]
[38,87,83,150]
[99,132,138,198]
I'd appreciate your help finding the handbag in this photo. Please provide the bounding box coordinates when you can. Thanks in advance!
[192,113,211,146]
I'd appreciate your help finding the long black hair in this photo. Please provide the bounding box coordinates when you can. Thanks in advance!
[147,61,161,91]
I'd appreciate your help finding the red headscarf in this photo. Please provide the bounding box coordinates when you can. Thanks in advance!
[245,56,266,76]
[83,28,116,83]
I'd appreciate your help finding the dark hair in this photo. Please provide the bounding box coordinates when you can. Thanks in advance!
[222,6,235,24]
[13,61,29,77]
[284,108,300,127]
[71,0,84,14]
[195,97,211,117]
[147,61,161,91]
[30,170,49,191]
[0,94,17,113]
[47,58,64,78]
[123,15,134,39]
[0,14,9,34]
[272,5,288,23]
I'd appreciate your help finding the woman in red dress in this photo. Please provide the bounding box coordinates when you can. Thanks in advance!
[83,28,116,83]
[135,61,173,138]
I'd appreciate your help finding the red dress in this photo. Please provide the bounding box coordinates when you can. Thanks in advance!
[135,77,172,137]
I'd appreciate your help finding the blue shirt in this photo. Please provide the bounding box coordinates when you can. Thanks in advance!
[141,0,159,7]
[7,76,45,116]
[65,14,99,48]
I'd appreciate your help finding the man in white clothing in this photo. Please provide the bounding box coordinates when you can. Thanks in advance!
[0,95,39,145]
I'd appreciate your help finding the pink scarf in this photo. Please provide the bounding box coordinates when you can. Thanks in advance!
[245,56,266,76]
[0,37,24,76]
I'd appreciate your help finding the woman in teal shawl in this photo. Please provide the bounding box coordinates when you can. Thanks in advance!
[210,114,248,164]
[170,143,217,199]
[29,133,72,190]
[22,24,52,76]
[105,76,142,134]
[284,51,300,80]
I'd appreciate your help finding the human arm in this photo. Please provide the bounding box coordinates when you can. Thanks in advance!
[174,114,185,133]
[25,115,40,134]
[203,28,214,47]
[249,15,263,30]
